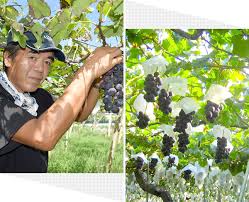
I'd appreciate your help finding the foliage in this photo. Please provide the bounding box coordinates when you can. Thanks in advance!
[126,29,249,201]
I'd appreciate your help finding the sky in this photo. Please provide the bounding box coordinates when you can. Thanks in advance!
[6,0,120,48]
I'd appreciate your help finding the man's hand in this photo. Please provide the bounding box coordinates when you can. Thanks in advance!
[92,77,103,89]
[84,46,122,80]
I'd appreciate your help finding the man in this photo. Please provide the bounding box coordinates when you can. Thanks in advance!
[0,31,122,172]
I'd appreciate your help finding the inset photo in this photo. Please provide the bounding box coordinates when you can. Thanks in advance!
[0,0,123,173]
[126,29,249,201]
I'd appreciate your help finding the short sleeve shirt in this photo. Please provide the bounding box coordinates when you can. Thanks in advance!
[0,84,54,172]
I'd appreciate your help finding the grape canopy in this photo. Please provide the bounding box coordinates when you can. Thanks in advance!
[126,29,249,201]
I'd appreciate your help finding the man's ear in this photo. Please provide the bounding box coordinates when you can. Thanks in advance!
[3,51,13,68]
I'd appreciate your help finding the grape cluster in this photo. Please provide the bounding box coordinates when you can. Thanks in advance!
[143,72,161,102]
[183,169,192,181]
[174,110,194,153]
[136,157,144,170]
[215,137,229,163]
[174,110,194,133]
[136,111,150,129]
[158,89,172,114]
[178,133,190,153]
[149,158,158,170]
[167,156,175,168]
[205,100,222,122]
[100,63,123,114]
[161,134,175,156]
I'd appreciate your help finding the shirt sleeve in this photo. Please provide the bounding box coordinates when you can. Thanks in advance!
[0,97,35,150]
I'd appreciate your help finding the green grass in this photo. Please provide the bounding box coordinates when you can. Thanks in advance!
[48,124,123,173]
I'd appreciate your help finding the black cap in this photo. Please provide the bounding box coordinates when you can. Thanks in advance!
[7,31,66,62]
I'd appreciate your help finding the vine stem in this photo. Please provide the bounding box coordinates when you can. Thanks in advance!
[238,160,249,202]
[134,169,173,202]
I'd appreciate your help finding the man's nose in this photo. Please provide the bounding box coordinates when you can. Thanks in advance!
[33,59,44,73]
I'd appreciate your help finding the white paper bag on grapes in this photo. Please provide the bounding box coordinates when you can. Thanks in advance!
[149,153,162,163]
[211,125,232,141]
[210,139,234,153]
[159,124,176,139]
[153,164,166,183]
[131,152,148,164]
[185,122,205,135]
[161,77,189,96]
[177,97,200,114]
[163,154,179,166]
[142,55,168,76]
[169,101,182,117]
[182,163,197,174]
[193,163,208,189]
[204,84,232,105]
[133,94,156,120]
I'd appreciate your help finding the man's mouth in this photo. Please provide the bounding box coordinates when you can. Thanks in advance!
[29,77,42,83]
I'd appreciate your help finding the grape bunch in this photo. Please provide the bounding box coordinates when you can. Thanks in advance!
[167,156,175,168]
[178,133,190,153]
[158,89,172,114]
[136,157,144,170]
[143,72,161,102]
[100,63,123,114]
[149,158,158,170]
[215,137,229,163]
[161,134,175,156]
[205,100,222,122]
[136,111,150,129]
[174,110,194,153]
[183,169,192,181]
[174,110,194,133]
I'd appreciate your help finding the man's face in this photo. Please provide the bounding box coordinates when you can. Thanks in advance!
[4,48,54,93]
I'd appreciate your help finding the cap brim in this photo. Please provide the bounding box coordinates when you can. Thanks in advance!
[26,44,66,62]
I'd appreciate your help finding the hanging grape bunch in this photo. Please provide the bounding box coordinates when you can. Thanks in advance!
[205,100,222,122]
[149,158,159,170]
[174,110,194,153]
[143,72,161,102]
[215,137,229,163]
[136,156,144,170]
[158,89,172,114]
[100,63,123,114]
[183,169,192,181]
[161,133,175,156]
[167,156,176,168]
[136,111,150,129]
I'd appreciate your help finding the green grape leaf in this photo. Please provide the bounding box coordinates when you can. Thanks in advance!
[30,22,44,48]
[28,0,51,19]
[232,35,249,58]
[112,0,123,15]
[12,29,27,48]
[72,0,92,17]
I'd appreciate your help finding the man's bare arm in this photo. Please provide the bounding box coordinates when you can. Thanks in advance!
[76,86,100,122]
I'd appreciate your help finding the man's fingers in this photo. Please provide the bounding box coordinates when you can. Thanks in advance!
[111,56,123,67]
[111,48,122,58]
